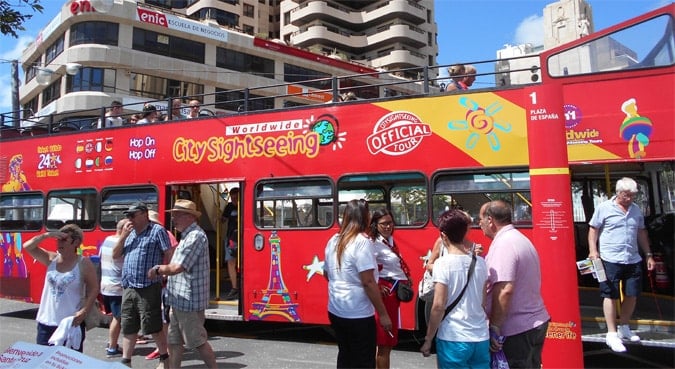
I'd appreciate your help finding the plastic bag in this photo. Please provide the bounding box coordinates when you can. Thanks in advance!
[418,270,434,301]
[491,350,509,369]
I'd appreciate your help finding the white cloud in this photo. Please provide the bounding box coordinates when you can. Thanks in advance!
[514,14,544,46]
[0,36,34,114]
[1,35,34,61]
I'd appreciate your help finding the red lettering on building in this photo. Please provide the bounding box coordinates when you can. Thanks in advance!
[137,8,168,27]
[70,0,95,15]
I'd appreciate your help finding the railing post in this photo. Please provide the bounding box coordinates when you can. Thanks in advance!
[423,66,429,94]
[332,76,339,102]
[242,88,249,112]
[100,106,106,128]
[166,97,173,120]
[48,114,54,134]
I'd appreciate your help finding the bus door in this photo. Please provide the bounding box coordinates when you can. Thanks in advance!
[167,181,243,321]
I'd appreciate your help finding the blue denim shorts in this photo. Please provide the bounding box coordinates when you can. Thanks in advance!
[599,260,642,299]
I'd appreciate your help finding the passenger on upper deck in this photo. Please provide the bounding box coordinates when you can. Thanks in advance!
[97,101,125,128]
[165,99,187,121]
[445,64,476,92]
[187,100,201,119]
[137,104,159,124]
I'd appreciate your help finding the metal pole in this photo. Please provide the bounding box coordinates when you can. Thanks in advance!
[11,60,20,127]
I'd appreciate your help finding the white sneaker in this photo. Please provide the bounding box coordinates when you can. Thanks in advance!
[606,332,627,352]
[617,325,641,342]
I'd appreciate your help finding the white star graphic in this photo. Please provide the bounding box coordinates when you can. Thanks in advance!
[303,255,324,281]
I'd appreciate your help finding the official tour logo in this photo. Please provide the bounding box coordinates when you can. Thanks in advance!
[366,111,431,156]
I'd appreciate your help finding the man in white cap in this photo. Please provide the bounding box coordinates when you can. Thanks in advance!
[148,200,216,369]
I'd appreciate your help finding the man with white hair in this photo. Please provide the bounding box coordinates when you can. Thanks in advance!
[588,177,655,352]
[148,200,216,369]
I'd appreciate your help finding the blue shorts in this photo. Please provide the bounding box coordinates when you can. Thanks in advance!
[103,295,122,318]
[225,240,238,262]
[435,339,490,369]
[599,260,642,299]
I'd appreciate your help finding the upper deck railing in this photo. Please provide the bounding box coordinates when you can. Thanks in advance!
[0,56,543,139]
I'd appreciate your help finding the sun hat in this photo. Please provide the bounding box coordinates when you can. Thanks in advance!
[167,199,202,218]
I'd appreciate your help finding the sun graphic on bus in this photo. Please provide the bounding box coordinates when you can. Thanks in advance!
[303,114,347,150]
[448,97,512,151]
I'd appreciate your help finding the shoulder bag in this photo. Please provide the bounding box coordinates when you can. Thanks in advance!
[442,253,477,320]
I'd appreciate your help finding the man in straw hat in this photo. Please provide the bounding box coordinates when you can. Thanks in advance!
[113,202,172,368]
[148,200,217,369]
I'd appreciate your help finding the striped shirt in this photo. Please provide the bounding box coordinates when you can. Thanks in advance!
[122,222,171,288]
[99,235,123,296]
[167,222,210,311]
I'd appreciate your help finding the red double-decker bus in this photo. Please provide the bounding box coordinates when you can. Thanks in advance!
[1,4,673,367]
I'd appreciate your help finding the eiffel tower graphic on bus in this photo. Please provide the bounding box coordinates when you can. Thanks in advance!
[248,231,301,322]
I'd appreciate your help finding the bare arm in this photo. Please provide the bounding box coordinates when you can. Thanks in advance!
[587,226,600,259]
[426,237,442,273]
[148,263,185,279]
[420,281,448,356]
[74,257,100,327]
[113,221,132,259]
[23,232,60,266]
[360,269,392,332]
[638,228,655,270]
[489,281,514,351]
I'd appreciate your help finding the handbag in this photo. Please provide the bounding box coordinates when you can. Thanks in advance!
[418,242,446,302]
[381,237,414,303]
[395,280,414,302]
[418,270,434,302]
[79,256,103,331]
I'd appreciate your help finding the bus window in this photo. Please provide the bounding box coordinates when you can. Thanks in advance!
[255,178,333,229]
[432,170,531,226]
[46,188,97,230]
[548,13,674,77]
[571,177,651,223]
[0,192,43,231]
[338,172,427,227]
[100,186,159,230]
[659,167,675,213]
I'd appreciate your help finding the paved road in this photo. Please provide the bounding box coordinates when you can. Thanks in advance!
[2,299,673,368]
[0,299,434,369]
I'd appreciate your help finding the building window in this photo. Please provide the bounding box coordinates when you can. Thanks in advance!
[215,88,273,112]
[132,28,205,64]
[25,60,39,83]
[284,64,331,90]
[42,79,61,106]
[242,24,255,35]
[243,3,254,17]
[66,67,116,93]
[70,21,119,46]
[45,35,64,64]
[216,47,274,79]
[129,72,204,100]
[191,7,239,28]
[22,96,38,117]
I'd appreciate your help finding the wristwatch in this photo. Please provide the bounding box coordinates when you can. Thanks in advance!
[646,253,653,257]
[154,265,161,275]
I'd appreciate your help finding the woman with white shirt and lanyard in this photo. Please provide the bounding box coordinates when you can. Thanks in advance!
[324,199,392,368]
[370,208,411,369]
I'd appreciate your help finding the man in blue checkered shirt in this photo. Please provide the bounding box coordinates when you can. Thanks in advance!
[148,199,216,369]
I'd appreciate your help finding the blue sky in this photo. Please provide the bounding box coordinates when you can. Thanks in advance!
[0,0,668,114]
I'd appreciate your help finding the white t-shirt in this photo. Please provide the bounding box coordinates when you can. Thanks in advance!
[97,116,124,129]
[433,253,489,342]
[372,236,406,280]
[324,233,378,319]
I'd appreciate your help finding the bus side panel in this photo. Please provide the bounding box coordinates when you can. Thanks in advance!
[562,72,675,163]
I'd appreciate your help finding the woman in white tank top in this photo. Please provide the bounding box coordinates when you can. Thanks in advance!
[23,224,99,352]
